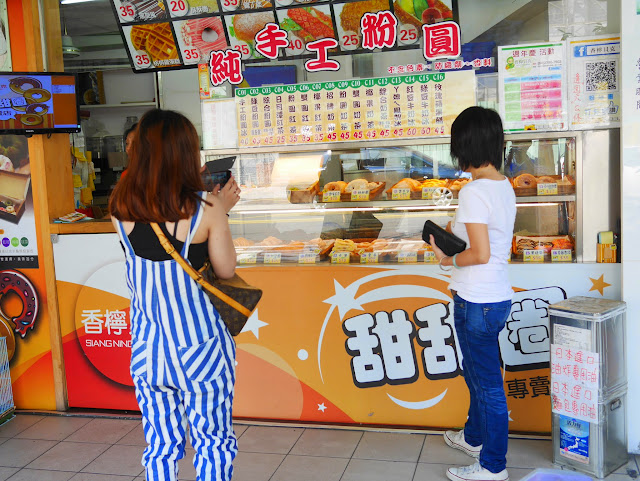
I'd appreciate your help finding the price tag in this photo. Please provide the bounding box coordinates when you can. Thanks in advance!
[264,252,282,264]
[181,47,200,64]
[232,41,252,60]
[323,190,341,202]
[168,0,189,16]
[551,249,572,262]
[298,252,317,264]
[238,253,257,264]
[287,37,305,56]
[360,252,379,264]
[422,187,437,200]
[117,2,137,22]
[340,31,360,51]
[537,183,558,195]
[351,189,370,201]
[331,251,350,264]
[398,23,419,45]
[398,252,418,263]
[134,50,152,69]
[221,0,239,11]
[424,250,437,263]
[523,250,545,262]
[392,188,411,200]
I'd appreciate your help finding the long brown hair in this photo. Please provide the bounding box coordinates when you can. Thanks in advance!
[109,109,205,222]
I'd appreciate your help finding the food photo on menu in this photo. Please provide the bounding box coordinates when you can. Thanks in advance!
[277,5,336,54]
[113,0,166,22]
[173,17,228,65]
[124,22,180,68]
[226,11,277,59]
[333,0,390,50]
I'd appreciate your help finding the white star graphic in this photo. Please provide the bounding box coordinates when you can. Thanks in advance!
[323,280,364,318]
[508,410,514,422]
[318,403,327,412]
[240,309,268,339]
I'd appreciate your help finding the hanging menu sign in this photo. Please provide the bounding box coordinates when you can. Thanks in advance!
[498,42,568,132]
[568,36,621,130]
[110,0,456,73]
[235,70,475,147]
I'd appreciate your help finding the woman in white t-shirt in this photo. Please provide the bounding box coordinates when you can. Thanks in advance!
[428,107,516,481]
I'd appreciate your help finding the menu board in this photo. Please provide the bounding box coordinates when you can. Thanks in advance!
[110,0,454,72]
[568,36,621,130]
[235,70,475,147]
[498,42,568,132]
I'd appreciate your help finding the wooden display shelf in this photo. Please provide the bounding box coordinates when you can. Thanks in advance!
[50,220,116,234]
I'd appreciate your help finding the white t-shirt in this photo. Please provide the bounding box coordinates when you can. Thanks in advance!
[449,178,516,303]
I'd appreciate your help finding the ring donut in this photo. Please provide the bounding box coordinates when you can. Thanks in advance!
[9,77,42,95]
[536,176,556,184]
[25,103,49,115]
[514,173,537,188]
[20,114,43,126]
[0,318,15,361]
[24,88,51,105]
[0,269,39,338]
[324,181,347,193]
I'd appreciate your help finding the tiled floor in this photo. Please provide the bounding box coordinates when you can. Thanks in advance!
[0,413,638,481]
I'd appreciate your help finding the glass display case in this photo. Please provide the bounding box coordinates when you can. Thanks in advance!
[205,132,584,265]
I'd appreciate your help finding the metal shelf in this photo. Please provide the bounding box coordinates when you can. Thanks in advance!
[231,195,576,214]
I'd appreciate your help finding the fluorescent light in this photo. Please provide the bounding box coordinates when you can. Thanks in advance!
[61,0,99,4]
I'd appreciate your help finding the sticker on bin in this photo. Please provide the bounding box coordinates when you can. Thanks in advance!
[360,252,379,264]
[398,252,418,263]
[238,253,257,264]
[298,252,316,264]
[551,249,572,262]
[323,191,341,202]
[523,250,545,262]
[350,189,370,201]
[331,251,350,264]
[424,250,437,263]
[422,187,437,200]
[559,415,590,464]
[392,188,411,200]
[537,183,558,195]
[263,252,282,264]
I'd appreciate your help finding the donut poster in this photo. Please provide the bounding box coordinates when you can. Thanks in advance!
[52,233,620,432]
[234,71,475,147]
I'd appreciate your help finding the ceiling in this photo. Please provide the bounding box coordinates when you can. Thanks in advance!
[61,0,119,37]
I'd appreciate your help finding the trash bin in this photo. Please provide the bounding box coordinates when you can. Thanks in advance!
[0,337,14,426]
[548,297,628,478]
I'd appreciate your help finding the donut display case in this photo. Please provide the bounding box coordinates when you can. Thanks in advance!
[203,129,617,265]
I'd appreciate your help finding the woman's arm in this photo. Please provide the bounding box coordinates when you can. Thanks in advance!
[429,222,491,267]
[206,177,240,279]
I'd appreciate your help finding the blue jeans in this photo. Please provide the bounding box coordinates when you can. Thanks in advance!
[453,294,511,473]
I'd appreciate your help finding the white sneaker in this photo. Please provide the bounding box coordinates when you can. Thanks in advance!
[444,429,481,458]
[446,462,509,481]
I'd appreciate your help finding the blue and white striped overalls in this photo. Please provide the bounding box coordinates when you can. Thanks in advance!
[116,194,237,481]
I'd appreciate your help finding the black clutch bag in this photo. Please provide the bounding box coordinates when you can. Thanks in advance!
[422,220,467,257]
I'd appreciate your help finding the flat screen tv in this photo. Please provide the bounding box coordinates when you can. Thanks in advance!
[0,72,81,135]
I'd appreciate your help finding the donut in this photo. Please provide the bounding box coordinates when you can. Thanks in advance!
[345,179,369,192]
[514,173,537,188]
[324,181,347,192]
[0,269,39,338]
[9,77,42,95]
[0,318,15,361]
[536,176,556,184]
[25,103,48,115]
[23,88,51,105]
[19,114,43,126]
[181,18,227,60]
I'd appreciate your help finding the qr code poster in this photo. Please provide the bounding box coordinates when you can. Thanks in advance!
[569,36,621,130]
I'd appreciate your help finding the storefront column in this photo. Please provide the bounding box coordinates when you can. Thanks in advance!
[621,0,640,455]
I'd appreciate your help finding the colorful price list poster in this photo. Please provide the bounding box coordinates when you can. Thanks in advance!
[498,42,568,132]
[235,70,475,147]
[568,36,621,130]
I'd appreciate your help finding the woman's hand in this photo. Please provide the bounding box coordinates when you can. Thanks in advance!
[446,221,452,233]
[211,175,241,213]
[428,234,447,262]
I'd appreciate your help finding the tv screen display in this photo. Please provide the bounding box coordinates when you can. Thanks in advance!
[0,72,81,135]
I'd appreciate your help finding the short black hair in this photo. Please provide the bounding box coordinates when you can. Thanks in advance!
[450,107,504,171]
[124,122,138,139]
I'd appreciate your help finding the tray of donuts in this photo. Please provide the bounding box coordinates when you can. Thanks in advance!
[286,181,320,204]
[234,236,335,263]
[319,179,386,202]
[511,174,576,196]
[511,235,575,261]
[329,238,392,263]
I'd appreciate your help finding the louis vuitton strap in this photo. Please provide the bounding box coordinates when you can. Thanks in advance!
[150,222,252,317]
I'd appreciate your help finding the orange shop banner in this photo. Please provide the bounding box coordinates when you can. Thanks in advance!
[53,234,620,432]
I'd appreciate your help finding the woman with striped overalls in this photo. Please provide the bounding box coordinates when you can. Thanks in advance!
[110,109,241,481]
